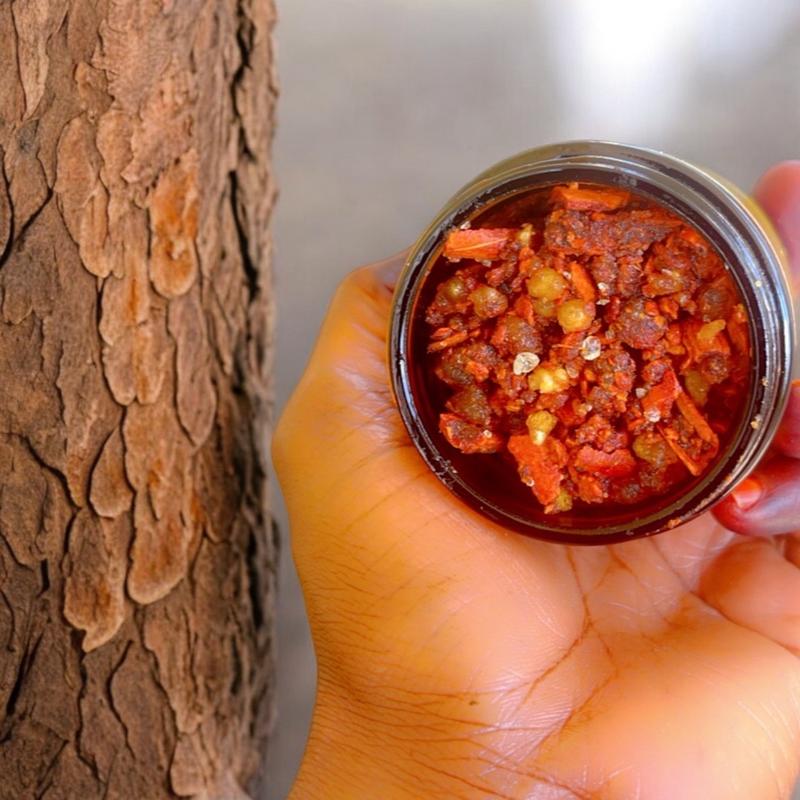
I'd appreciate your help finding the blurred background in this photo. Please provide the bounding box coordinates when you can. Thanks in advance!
[267,2,800,797]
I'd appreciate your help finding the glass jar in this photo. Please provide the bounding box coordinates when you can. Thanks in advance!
[389,141,796,544]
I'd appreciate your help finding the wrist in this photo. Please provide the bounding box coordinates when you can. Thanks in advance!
[288,679,528,800]
[288,690,413,800]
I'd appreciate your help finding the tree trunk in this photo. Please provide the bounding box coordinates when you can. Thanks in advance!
[0,1,277,797]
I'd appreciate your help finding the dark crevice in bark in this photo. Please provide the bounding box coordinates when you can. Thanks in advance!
[230,636,242,696]
[4,628,43,720]
[0,530,31,573]
[17,434,74,512]
[73,637,103,786]
[14,188,54,246]
[246,527,264,630]
[34,739,68,800]
[0,585,14,645]
[38,560,50,596]
[106,641,136,761]
[228,171,259,303]
[0,151,11,269]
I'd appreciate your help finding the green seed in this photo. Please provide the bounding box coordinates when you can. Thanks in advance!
[526,410,557,445]
[684,370,710,406]
[528,366,569,394]
[557,299,594,333]
[470,285,508,319]
[531,297,557,319]
[441,276,469,304]
[551,488,573,512]
[697,319,726,343]
[633,432,668,466]
[527,268,567,301]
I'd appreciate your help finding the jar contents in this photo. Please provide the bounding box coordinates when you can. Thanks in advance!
[424,183,751,514]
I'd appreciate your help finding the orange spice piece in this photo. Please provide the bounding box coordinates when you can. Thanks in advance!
[443,229,515,261]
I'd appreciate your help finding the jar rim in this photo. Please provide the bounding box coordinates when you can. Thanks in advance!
[389,141,796,543]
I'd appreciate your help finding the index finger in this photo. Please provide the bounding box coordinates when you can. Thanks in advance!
[754,164,800,460]
[774,381,800,459]
[753,161,800,285]
[713,162,800,534]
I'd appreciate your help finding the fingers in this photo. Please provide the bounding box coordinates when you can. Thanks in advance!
[713,165,800,538]
[753,161,800,282]
[719,381,800,537]
[714,456,800,537]
[699,537,800,654]
[774,380,800,459]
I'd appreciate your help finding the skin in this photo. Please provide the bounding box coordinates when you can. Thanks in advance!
[274,164,800,800]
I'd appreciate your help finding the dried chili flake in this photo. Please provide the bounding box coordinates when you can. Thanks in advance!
[443,229,515,261]
[641,367,681,423]
[550,183,631,212]
[440,413,503,454]
[424,183,750,512]
[506,435,566,508]
[573,445,637,478]
[570,261,598,303]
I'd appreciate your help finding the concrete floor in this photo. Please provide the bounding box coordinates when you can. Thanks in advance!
[267,3,800,797]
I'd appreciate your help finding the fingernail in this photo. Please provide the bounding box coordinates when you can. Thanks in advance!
[731,477,763,511]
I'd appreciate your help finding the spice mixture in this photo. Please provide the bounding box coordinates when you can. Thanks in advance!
[424,183,750,513]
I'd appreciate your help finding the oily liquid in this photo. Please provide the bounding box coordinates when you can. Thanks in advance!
[408,184,752,531]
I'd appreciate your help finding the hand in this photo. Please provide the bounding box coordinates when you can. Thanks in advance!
[274,164,800,800]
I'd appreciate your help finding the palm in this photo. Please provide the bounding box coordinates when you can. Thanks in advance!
[278,267,800,798]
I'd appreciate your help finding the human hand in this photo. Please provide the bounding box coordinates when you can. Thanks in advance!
[274,164,800,800]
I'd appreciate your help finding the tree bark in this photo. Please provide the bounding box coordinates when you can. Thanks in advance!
[0,1,277,797]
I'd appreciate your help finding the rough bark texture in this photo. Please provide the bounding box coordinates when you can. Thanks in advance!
[0,1,277,797]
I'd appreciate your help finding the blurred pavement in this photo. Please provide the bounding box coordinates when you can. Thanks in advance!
[268,2,800,797]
